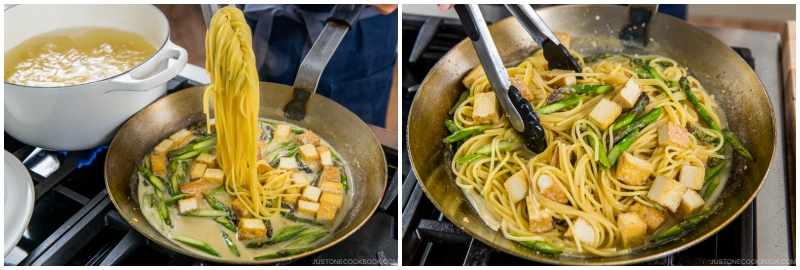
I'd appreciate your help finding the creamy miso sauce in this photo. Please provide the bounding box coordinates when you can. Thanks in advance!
[137,119,352,260]
[5,27,156,87]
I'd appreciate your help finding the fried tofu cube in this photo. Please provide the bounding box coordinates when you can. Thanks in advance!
[679,165,705,190]
[153,139,177,155]
[203,168,224,185]
[658,122,690,149]
[316,202,339,228]
[543,69,577,87]
[169,129,194,146]
[526,195,554,233]
[674,189,705,220]
[473,92,500,125]
[238,218,267,240]
[297,200,320,220]
[319,180,344,194]
[538,174,569,204]
[462,66,485,89]
[274,124,292,144]
[317,146,334,166]
[319,192,344,208]
[196,152,217,168]
[320,166,340,183]
[284,186,302,208]
[613,78,643,109]
[296,130,321,146]
[256,160,274,174]
[618,212,647,248]
[554,32,571,49]
[179,179,207,197]
[279,157,297,171]
[564,217,595,245]
[589,98,623,131]
[615,152,653,186]
[231,198,254,218]
[629,203,668,230]
[503,171,528,204]
[177,197,199,214]
[189,162,207,180]
[150,154,167,176]
[298,144,320,165]
[647,175,688,212]
[301,186,322,202]
[292,172,310,187]
[511,75,535,101]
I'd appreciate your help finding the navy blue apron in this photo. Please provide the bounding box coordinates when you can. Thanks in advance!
[244,4,397,127]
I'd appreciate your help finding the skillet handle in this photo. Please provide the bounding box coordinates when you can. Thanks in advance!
[620,4,658,49]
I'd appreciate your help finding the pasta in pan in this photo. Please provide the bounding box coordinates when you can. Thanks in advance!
[449,46,739,256]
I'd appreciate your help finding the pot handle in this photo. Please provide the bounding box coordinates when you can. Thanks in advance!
[105,41,188,92]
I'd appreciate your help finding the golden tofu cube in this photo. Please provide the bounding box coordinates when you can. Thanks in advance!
[177,197,199,214]
[462,66,485,89]
[169,129,194,146]
[203,168,224,185]
[553,32,571,49]
[472,92,500,125]
[195,153,217,168]
[316,202,339,228]
[189,162,207,180]
[565,217,595,245]
[297,200,320,220]
[615,152,653,186]
[589,98,623,131]
[538,174,569,204]
[679,164,705,190]
[511,75,535,101]
[274,124,292,144]
[320,166,340,183]
[319,192,343,208]
[503,171,528,204]
[179,179,207,197]
[284,186,302,208]
[279,157,298,171]
[153,139,177,155]
[629,203,668,230]
[543,69,577,87]
[319,180,344,194]
[674,189,705,220]
[301,186,322,202]
[150,154,167,176]
[238,218,267,240]
[296,130,321,146]
[256,160,274,175]
[292,172,310,187]
[298,144,320,165]
[613,78,643,109]
[647,175,688,212]
[658,121,690,149]
[317,146,334,166]
[231,198,253,218]
[526,195,554,233]
[618,212,647,248]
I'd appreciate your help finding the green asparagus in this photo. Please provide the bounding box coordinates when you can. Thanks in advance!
[509,233,563,254]
[253,248,312,260]
[449,91,470,115]
[723,130,754,161]
[585,126,611,169]
[445,120,459,133]
[138,167,166,191]
[172,235,220,257]
[611,93,649,131]
[442,125,492,143]
[246,225,307,248]
[285,213,325,227]
[180,210,230,218]
[612,107,663,144]
[214,218,238,233]
[220,231,240,257]
[704,159,730,183]
[286,230,329,248]
[653,206,717,242]
[536,95,584,114]
[688,125,721,145]
[165,193,188,206]
[607,129,640,166]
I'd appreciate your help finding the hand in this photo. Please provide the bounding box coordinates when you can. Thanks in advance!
[369,4,398,15]
[437,4,455,11]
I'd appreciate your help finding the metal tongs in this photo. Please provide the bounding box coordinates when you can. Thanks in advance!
[454,4,581,153]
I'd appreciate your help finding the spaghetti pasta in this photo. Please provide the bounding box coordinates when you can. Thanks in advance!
[450,49,730,257]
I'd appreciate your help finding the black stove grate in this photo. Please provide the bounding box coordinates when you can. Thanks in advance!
[401,13,756,266]
[5,76,398,266]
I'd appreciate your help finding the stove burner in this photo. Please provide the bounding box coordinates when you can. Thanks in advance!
[58,145,109,169]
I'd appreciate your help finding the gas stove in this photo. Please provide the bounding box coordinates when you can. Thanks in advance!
[4,65,399,266]
[401,9,792,266]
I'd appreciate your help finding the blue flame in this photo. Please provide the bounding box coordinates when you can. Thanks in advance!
[57,146,109,169]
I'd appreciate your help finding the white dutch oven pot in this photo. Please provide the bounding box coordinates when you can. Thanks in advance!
[4,4,188,151]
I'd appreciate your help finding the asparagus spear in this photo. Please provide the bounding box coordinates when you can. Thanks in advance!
[143,155,151,171]
[704,159,730,183]
[246,225,307,248]
[546,85,613,104]
[703,176,721,200]
[155,190,173,228]
[449,91,470,115]
[291,128,305,135]
[144,193,154,208]
[509,233,563,254]
[165,193,189,206]
[585,126,611,169]
[180,210,230,218]
[220,231,240,257]
[688,125,721,145]
[285,213,325,227]
[611,93,650,131]
[445,120,459,133]
[455,153,485,164]
[172,235,220,257]
[612,107,663,144]
[442,125,492,144]
[138,167,166,191]
[209,186,226,196]
[170,134,217,157]
[174,146,216,160]
[169,160,187,195]
[583,52,615,63]
[215,218,238,233]
[203,193,233,219]
[632,58,666,84]
[254,248,312,260]
[607,129,640,166]
[723,130,754,161]
[653,206,717,242]
[286,230,329,248]
[455,140,518,164]
[536,95,585,114]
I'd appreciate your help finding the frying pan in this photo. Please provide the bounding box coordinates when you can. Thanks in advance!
[104,5,387,264]
[407,5,776,265]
